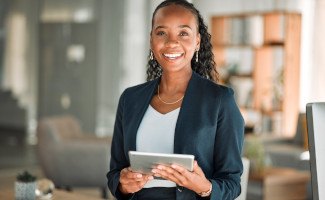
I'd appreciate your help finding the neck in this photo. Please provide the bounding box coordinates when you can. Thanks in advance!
[160,69,192,93]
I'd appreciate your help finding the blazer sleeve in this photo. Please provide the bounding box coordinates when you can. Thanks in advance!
[209,88,245,200]
[106,90,135,200]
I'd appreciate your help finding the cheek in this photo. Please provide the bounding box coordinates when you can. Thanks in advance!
[151,40,165,54]
[182,37,198,48]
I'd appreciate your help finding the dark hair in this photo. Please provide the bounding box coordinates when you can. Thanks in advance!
[146,0,218,82]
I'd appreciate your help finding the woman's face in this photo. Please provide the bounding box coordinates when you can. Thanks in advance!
[151,5,200,73]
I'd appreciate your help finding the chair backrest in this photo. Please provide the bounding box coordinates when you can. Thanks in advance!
[235,157,250,200]
[39,115,82,142]
[306,102,325,200]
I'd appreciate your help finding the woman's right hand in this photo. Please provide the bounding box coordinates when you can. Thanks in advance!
[118,167,154,194]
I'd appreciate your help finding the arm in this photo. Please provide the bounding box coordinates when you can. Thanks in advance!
[106,90,152,200]
[106,91,131,200]
[209,88,244,200]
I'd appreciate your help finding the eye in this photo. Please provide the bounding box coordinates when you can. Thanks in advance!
[179,31,189,36]
[156,31,166,36]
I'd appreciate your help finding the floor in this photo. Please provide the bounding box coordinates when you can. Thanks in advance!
[0,132,110,199]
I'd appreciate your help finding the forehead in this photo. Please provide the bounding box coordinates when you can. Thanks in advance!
[153,4,198,28]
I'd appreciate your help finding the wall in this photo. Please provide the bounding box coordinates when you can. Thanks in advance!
[2,0,40,143]
[95,0,150,136]
[95,0,126,136]
[38,0,99,135]
[310,0,325,103]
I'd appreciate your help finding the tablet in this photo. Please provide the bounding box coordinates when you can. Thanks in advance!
[128,151,194,174]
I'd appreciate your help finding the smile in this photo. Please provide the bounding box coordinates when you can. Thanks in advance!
[163,53,184,59]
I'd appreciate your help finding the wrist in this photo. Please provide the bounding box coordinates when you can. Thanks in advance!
[197,181,212,197]
[118,183,128,195]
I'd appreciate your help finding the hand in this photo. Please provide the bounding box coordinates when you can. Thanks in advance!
[119,167,153,194]
[151,161,211,194]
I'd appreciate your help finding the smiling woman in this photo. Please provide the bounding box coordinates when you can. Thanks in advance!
[147,1,217,83]
[150,4,200,75]
[106,1,244,200]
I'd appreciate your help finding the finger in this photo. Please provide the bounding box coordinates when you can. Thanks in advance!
[153,165,186,186]
[121,171,145,183]
[171,164,189,175]
[144,175,154,181]
[120,168,133,184]
[193,161,204,176]
[170,164,193,186]
[125,167,145,179]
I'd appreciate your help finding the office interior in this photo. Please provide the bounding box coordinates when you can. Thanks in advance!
[0,0,324,199]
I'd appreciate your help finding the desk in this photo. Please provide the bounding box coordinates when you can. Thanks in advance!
[249,167,310,200]
[0,188,103,200]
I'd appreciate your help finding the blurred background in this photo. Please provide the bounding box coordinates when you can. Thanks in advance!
[0,0,324,199]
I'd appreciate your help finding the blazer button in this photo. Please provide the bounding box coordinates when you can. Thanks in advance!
[177,186,184,192]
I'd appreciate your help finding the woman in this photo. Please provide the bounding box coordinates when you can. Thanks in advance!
[107,0,244,199]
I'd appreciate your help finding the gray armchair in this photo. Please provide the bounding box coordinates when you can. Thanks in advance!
[37,115,111,198]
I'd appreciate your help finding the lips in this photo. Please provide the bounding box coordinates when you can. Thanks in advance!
[163,53,184,60]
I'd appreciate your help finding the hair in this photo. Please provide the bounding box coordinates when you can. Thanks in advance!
[146,0,218,82]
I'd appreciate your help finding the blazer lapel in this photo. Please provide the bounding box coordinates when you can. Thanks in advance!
[174,72,201,154]
[125,72,202,155]
[126,79,160,152]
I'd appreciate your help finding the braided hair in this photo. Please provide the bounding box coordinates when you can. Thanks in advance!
[146,0,218,82]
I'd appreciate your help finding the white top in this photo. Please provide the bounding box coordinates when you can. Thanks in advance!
[136,105,180,188]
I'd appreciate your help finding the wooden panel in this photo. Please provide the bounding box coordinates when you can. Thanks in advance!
[213,47,227,84]
[213,46,226,66]
[253,47,273,113]
[211,17,230,46]
[282,13,301,137]
[264,13,285,44]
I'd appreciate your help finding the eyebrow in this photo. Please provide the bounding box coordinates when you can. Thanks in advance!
[155,25,193,30]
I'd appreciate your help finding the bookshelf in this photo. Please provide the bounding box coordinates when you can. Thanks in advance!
[211,12,301,137]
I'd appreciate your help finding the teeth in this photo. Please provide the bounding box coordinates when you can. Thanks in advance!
[164,53,182,58]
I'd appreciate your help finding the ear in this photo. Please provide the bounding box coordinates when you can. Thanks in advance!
[196,33,201,50]
[150,31,153,49]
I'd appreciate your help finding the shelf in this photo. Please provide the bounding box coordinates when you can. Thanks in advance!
[211,12,301,137]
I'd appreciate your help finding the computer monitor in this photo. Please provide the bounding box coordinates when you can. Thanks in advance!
[306,102,325,200]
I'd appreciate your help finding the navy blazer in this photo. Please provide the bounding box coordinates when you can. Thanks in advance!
[107,72,244,200]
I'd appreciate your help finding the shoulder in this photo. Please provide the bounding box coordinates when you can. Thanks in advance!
[191,73,240,116]
[192,72,234,98]
[121,79,158,100]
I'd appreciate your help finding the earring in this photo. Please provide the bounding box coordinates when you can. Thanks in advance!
[150,50,154,60]
[195,50,199,62]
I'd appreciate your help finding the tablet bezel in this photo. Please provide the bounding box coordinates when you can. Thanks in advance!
[128,151,194,175]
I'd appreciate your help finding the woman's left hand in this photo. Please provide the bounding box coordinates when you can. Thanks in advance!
[151,160,211,194]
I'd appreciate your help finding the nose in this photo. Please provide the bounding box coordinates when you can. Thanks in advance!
[165,36,179,48]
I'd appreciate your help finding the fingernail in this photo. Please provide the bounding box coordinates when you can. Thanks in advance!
[148,176,154,180]
[157,165,163,170]
[136,174,142,178]
[151,169,157,173]
[171,164,176,169]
